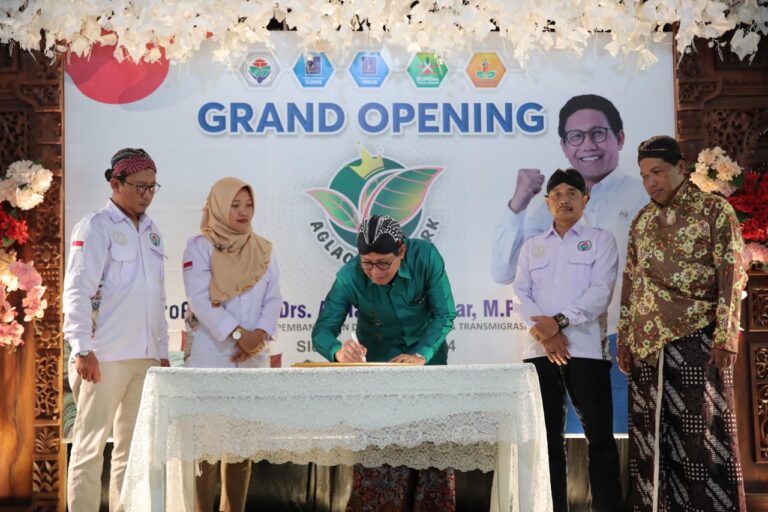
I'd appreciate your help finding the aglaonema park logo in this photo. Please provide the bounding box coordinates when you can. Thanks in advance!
[306,145,443,263]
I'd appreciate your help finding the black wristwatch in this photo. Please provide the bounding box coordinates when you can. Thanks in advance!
[553,313,570,331]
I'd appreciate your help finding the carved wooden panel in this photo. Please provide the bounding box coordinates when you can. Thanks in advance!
[675,32,768,504]
[751,287,768,332]
[0,110,29,169]
[0,42,64,511]
[674,35,768,170]
[702,108,768,167]
[753,344,768,463]
[677,81,720,110]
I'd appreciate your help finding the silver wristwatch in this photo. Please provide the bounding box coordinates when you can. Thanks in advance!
[75,350,92,358]
[232,327,243,341]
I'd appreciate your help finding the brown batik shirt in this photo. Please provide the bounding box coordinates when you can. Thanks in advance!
[617,181,746,359]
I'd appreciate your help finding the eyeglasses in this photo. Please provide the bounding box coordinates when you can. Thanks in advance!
[564,126,610,146]
[360,257,396,271]
[122,180,161,195]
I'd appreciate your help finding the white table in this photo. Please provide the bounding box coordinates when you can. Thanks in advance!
[122,364,552,511]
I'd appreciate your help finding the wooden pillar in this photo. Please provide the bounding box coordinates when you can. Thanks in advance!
[674,33,768,509]
[0,44,65,511]
[741,271,768,510]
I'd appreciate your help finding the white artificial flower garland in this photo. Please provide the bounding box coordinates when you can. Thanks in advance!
[3,160,53,210]
[690,146,743,196]
[0,1,765,70]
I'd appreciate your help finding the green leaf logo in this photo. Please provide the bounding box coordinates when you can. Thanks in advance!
[360,168,443,226]
[307,146,444,249]
[306,189,359,232]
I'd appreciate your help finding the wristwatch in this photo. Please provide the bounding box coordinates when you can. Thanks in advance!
[231,327,243,341]
[75,350,92,358]
[553,313,570,330]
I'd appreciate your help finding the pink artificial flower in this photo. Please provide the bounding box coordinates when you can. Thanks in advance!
[745,243,768,264]
[0,298,16,323]
[22,285,47,321]
[0,320,24,347]
[9,260,42,291]
[0,283,16,323]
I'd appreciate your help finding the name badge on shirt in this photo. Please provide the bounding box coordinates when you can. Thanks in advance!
[149,233,161,247]
[112,232,127,245]
[532,246,545,257]
[577,240,592,251]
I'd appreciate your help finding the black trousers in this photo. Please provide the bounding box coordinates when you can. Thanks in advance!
[525,357,622,512]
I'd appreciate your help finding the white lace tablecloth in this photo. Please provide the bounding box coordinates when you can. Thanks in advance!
[122,364,551,511]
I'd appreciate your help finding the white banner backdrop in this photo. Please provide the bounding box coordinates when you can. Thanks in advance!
[64,33,674,371]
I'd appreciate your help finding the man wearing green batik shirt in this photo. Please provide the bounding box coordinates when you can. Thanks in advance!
[313,214,456,365]
[312,214,459,511]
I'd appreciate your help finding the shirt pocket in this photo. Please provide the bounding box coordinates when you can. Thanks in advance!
[528,256,551,285]
[567,250,596,284]
[406,293,427,307]
[397,292,428,331]
[106,244,138,285]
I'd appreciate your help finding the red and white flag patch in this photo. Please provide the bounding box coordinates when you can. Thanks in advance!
[71,240,84,251]
[183,261,193,270]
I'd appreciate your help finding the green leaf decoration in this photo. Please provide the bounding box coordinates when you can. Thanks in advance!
[487,71,496,78]
[358,171,397,214]
[476,71,486,79]
[306,188,359,232]
[361,167,443,225]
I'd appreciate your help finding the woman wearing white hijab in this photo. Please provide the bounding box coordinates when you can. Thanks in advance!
[182,177,281,511]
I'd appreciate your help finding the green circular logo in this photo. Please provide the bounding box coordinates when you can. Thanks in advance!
[307,146,443,249]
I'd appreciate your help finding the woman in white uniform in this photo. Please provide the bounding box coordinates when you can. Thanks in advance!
[182,177,281,512]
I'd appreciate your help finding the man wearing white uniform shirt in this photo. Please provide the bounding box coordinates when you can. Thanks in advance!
[492,94,647,335]
[512,169,622,512]
[63,148,169,512]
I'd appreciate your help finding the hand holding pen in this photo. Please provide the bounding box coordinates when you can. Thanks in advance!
[334,332,368,363]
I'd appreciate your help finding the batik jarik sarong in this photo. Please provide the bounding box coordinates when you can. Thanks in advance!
[627,324,746,512]
[345,464,456,512]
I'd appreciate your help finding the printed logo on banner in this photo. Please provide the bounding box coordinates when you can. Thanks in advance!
[241,52,279,88]
[306,145,443,263]
[407,52,448,89]
[349,52,390,88]
[466,52,506,88]
[292,52,334,88]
